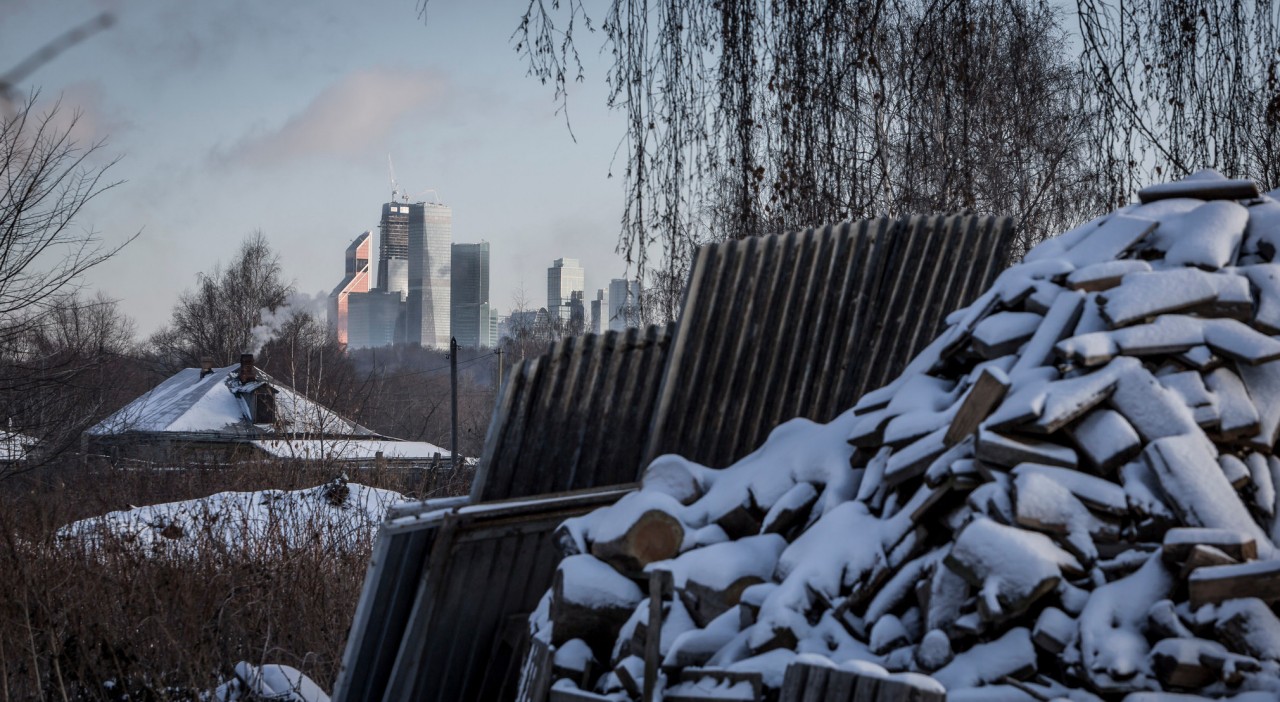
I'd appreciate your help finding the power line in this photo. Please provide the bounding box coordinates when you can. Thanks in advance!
[359,350,498,383]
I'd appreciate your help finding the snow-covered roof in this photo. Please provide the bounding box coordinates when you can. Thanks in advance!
[88,363,373,438]
[0,430,35,462]
[251,438,452,461]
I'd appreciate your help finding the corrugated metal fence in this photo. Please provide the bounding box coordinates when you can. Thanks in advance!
[333,213,1017,701]
[472,325,672,502]
[645,214,1016,468]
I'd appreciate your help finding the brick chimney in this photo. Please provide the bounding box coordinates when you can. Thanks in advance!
[199,357,214,379]
[239,353,256,383]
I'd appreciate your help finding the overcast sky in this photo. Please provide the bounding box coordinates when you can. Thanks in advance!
[1,0,631,335]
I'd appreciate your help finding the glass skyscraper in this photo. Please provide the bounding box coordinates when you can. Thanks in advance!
[547,258,585,322]
[608,278,642,330]
[327,231,371,345]
[451,242,492,348]
[408,201,453,349]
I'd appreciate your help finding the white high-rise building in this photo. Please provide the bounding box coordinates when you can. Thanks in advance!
[590,289,607,334]
[408,201,452,349]
[547,258,585,322]
[608,278,641,331]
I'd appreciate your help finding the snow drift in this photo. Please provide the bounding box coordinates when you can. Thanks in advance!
[59,476,405,556]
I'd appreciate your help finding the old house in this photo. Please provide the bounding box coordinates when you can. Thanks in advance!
[87,354,450,466]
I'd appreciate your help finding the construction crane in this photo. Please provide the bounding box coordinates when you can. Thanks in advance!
[387,154,400,202]
[415,189,443,204]
[387,155,443,204]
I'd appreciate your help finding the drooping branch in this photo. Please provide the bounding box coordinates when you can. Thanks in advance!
[508,0,1105,299]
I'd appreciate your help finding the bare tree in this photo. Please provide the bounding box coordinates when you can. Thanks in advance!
[258,306,363,416]
[0,293,146,477]
[0,93,137,474]
[0,92,132,343]
[1076,0,1280,201]
[501,0,1104,301]
[151,231,290,370]
[501,282,549,360]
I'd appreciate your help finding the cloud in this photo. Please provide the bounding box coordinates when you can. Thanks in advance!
[48,81,132,146]
[215,67,448,168]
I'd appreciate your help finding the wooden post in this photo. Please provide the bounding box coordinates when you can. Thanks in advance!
[451,336,459,469]
[643,570,673,702]
[496,346,504,395]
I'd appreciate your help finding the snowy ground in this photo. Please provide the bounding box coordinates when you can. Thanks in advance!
[58,477,405,556]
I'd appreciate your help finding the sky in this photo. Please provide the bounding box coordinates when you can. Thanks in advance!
[0,0,632,336]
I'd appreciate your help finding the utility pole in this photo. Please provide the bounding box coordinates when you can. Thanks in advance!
[495,347,504,394]
[450,337,459,469]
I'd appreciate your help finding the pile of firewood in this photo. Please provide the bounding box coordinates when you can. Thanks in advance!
[527,171,1280,701]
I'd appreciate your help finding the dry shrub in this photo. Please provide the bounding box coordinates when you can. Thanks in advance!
[0,458,473,700]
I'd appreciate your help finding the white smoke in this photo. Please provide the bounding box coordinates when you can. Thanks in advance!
[250,290,329,353]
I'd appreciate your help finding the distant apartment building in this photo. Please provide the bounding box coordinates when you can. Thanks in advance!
[328,232,371,345]
[451,242,493,348]
[590,289,607,334]
[547,258,585,324]
[408,201,452,350]
[608,278,642,331]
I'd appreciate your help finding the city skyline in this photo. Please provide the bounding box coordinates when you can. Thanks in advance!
[333,192,641,348]
[0,1,645,337]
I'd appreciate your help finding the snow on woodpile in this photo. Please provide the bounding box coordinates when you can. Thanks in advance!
[531,171,1280,699]
[58,476,405,556]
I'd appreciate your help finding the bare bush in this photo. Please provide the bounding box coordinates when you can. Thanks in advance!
[0,458,472,699]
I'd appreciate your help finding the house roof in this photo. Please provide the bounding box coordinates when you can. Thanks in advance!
[251,438,452,461]
[88,363,373,438]
[0,430,35,461]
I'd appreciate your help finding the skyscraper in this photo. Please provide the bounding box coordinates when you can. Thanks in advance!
[608,278,642,331]
[407,201,452,349]
[328,231,371,345]
[346,290,403,349]
[378,203,410,300]
[547,258,585,323]
[568,290,586,333]
[451,242,492,348]
[590,289,607,334]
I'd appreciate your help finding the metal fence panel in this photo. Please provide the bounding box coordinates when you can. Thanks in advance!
[644,214,1015,468]
[471,325,672,501]
[332,487,633,702]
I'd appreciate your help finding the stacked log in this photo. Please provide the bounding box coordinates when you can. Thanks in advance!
[527,171,1280,701]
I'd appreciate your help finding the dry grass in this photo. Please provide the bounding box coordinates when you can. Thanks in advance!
[0,459,473,700]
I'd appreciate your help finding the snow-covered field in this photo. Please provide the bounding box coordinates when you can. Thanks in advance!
[58,477,405,556]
